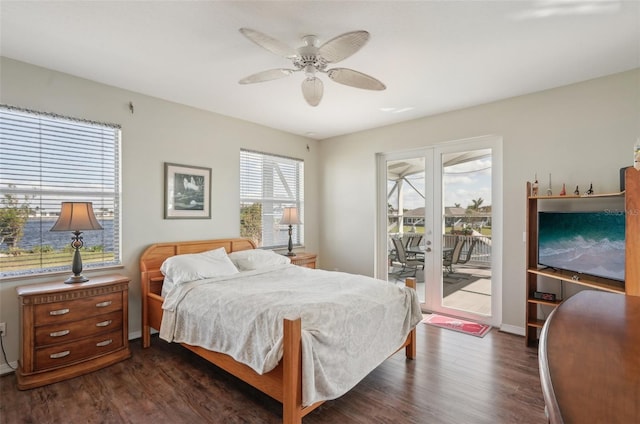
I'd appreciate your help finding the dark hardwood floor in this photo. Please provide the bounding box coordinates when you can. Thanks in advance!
[0,323,547,424]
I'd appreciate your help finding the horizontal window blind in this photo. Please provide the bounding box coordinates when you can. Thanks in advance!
[240,149,304,248]
[0,105,121,279]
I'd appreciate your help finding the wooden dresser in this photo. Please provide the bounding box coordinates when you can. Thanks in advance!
[16,274,131,390]
[288,252,317,269]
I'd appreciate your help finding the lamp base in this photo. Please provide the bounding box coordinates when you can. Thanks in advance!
[285,252,297,257]
[64,275,89,284]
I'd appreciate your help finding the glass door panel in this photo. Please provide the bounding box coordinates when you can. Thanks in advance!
[377,150,434,306]
[440,148,493,317]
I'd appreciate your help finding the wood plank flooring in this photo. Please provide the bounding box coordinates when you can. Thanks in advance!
[0,323,546,423]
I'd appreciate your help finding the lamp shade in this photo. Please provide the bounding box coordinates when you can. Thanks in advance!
[280,207,301,226]
[50,202,103,232]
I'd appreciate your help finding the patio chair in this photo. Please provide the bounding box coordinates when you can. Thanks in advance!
[443,236,465,275]
[405,234,423,259]
[407,234,422,248]
[449,238,479,277]
[392,237,424,278]
[456,238,478,266]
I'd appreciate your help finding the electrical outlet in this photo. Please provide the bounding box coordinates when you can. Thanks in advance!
[0,322,5,337]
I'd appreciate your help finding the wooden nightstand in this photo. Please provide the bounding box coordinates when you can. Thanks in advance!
[16,274,131,390]
[288,252,317,269]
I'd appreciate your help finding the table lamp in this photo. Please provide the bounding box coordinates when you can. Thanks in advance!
[50,202,103,283]
[280,207,301,256]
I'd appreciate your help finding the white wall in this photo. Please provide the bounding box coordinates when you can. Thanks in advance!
[318,68,640,332]
[0,57,319,369]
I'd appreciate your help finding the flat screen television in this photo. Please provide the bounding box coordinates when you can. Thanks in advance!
[538,211,626,282]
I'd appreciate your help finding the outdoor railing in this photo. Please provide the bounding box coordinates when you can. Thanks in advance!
[388,233,491,268]
[443,234,491,267]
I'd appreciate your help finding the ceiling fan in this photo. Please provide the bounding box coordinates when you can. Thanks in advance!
[238,28,386,107]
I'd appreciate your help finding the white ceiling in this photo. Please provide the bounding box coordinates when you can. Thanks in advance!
[1,1,638,140]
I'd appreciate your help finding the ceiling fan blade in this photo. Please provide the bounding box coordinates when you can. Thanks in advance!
[318,30,370,63]
[239,68,295,84]
[327,68,386,90]
[301,77,324,106]
[239,28,297,59]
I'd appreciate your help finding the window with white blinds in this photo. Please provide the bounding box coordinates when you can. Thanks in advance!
[0,105,121,279]
[240,149,304,249]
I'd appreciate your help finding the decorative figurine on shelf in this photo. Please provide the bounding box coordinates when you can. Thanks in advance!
[547,173,552,196]
[574,185,580,195]
[560,183,566,196]
[532,174,539,196]
[586,183,594,196]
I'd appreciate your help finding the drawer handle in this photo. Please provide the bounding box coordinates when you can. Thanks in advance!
[49,308,70,316]
[49,329,70,337]
[95,300,112,308]
[49,350,70,359]
[96,339,113,347]
[96,320,112,327]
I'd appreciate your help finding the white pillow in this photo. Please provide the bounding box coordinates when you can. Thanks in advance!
[228,249,291,271]
[160,247,239,285]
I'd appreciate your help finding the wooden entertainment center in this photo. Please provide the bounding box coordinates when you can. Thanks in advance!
[525,167,640,346]
[530,168,639,423]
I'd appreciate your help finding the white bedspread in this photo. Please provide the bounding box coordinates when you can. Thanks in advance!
[160,264,422,405]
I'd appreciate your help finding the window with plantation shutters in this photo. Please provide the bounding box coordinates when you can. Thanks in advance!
[240,149,304,249]
[0,105,121,279]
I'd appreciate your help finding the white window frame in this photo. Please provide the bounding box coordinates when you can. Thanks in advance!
[240,149,304,249]
[0,105,122,279]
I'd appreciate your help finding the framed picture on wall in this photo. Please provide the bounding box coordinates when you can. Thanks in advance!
[164,162,212,219]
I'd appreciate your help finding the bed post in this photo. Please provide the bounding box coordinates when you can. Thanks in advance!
[282,318,303,424]
[405,277,417,359]
[141,271,151,348]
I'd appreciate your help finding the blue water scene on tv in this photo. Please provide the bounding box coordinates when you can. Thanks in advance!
[538,211,626,281]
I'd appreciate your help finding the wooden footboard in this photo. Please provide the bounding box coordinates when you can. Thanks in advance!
[139,238,417,424]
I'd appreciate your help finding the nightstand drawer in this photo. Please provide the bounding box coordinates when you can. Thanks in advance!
[34,292,122,326]
[35,311,123,347]
[35,329,123,370]
[289,252,317,269]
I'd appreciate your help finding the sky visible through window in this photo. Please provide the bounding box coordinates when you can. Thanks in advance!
[390,157,492,211]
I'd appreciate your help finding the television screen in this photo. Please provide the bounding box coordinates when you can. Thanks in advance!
[538,211,626,282]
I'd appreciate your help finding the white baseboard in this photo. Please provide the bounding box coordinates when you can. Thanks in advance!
[129,329,142,340]
[499,323,525,336]
[0,361,18,376]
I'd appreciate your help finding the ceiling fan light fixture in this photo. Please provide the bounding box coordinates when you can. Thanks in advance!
[238,28,386,106]
[302,77,323,107]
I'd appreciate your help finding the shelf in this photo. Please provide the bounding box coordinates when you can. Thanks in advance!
[525,169,639,348]
[528,297,561,307]
[527,319,546,329]
[528,191,624,200]
[527,267,625,294]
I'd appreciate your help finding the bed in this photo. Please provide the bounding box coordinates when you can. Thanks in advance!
[140,238,420,424]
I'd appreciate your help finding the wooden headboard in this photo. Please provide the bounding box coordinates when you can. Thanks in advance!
[139,237,257,274]
[140,237,257,348]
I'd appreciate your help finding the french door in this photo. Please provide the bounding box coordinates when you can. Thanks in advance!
[376,136,502,326]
